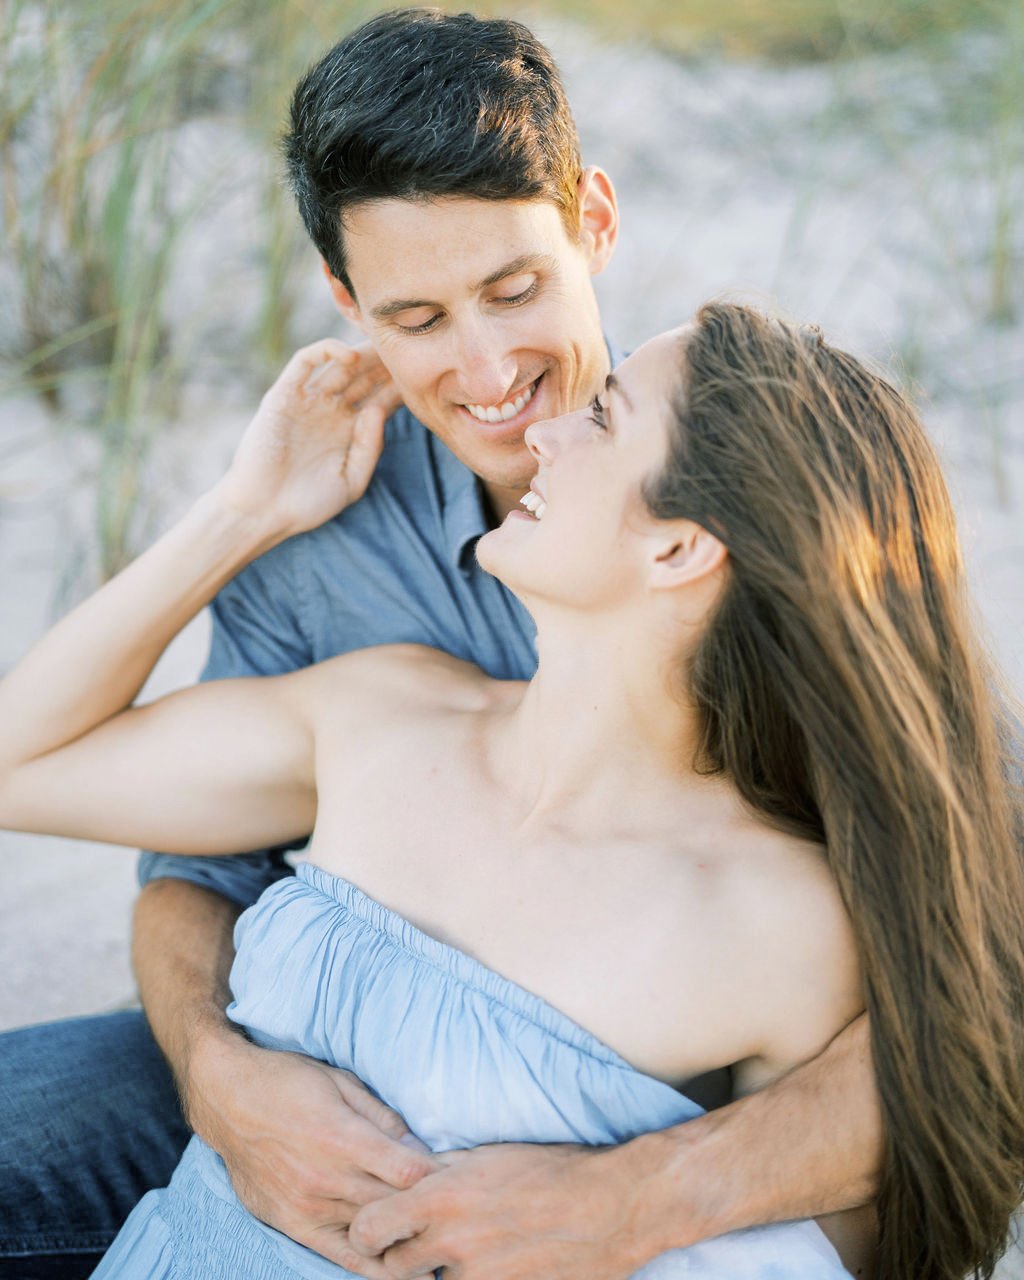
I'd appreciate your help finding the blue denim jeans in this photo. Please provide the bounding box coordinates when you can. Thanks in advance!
[0,1011,190,1279]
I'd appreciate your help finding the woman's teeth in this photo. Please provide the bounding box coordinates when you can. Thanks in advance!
[519,491,547,520]
[466,378,538,423]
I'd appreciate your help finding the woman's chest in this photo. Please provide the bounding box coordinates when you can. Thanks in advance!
[307,760,756,1087]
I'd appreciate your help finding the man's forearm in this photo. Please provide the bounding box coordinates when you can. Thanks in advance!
[623,1014,882,1254]
[132,877,245,1113]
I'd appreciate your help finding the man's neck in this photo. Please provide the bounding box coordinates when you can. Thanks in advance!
[482,480,529,528]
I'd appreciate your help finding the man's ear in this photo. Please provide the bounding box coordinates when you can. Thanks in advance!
[321,260,364,331]
[577,166,619,276]
[649,523,727,591]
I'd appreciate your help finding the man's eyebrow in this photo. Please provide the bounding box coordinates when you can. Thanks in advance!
[605,371,634,411]
[370,253,557,321]
[475,253,558,291]
[371,295,436,321]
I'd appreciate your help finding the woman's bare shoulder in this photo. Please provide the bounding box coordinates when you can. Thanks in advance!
[295,643,514,729]
[724,823,865,1088]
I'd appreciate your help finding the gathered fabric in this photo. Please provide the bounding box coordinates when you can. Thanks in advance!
[92,862,849,1278]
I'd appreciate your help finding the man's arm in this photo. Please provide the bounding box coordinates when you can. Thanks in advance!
[134,877,437,1279]
[133,877,242,1124]
[348,1015,882,1280]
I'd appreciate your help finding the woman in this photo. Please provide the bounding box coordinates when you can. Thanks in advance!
[0,303,1020,1280]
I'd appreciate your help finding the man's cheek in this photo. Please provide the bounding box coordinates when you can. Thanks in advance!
[385,359,435,405]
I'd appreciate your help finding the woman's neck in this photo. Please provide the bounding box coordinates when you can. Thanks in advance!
[484,613,722,835]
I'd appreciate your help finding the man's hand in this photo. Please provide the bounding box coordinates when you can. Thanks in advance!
[347,1019,881,1279]
[348,1141,655,1280]
[186,1033,440,1278]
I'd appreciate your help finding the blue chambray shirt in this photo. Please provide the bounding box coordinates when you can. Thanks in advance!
[137,387,566,906]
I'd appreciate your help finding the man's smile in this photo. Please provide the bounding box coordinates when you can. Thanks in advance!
[463,374,543,423]
[458,372,548,435]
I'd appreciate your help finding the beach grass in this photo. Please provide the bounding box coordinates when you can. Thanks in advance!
[529,0,1015,60]
[1,0,1020,572]
[2,0,242,572]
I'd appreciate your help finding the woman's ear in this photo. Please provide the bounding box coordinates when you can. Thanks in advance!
[321,260,364,331]
[577,166,619,276]
[649,524,727,591]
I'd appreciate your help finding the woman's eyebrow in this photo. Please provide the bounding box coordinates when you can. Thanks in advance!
[605,371,634,411]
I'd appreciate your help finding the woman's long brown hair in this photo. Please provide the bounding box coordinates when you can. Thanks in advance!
[645,302,1024,1279]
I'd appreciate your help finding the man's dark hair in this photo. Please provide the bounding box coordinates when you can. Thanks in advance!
[284,7,583,293]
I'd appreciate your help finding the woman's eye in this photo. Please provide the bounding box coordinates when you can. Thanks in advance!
[590,395,608,431]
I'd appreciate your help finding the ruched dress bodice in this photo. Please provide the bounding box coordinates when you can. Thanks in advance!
[92,862,849,1278]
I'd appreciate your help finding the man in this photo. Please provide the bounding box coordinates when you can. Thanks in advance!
[0,10,881,1279]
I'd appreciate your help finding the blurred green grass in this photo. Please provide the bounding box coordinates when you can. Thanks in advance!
[1,0,1020,572]
[535,0,1016,60]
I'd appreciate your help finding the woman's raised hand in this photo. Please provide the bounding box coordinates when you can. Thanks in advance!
[216,339,398,540]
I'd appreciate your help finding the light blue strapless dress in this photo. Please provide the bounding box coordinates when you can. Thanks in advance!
[92,862,849,1278]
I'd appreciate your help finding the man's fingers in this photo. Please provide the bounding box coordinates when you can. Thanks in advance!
[434,1148,470,1167]
[399,1131,434,1156]
[331,1069,413,1138]
[337,1166,424,1208]
[348,1192,429,1256]
[330,1071,433,1156]
[335,1102,438,1189]
[382,1234,449,1280]
[300,1225,395,1279]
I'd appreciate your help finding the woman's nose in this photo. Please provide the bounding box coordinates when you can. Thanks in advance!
[525,409,582,462]
[524,416,555,463]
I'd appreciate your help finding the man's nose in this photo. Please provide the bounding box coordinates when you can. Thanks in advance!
[451,322,518,407]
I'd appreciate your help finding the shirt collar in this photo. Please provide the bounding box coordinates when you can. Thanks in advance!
[436,442,491,575]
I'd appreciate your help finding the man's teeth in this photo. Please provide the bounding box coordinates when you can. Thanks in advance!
[466,380,537,423]
[519,491,547,520]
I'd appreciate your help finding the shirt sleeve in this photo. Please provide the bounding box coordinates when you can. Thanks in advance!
[136,539,313,908]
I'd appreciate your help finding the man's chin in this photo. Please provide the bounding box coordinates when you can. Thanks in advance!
[457,447,535,502]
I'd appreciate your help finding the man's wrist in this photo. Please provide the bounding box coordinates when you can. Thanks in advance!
[132,877,244,1095]
[609,1118,731,1259]
[179,1012,253,1135]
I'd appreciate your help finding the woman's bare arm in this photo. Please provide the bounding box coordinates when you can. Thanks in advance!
[0,495,318,850]
[0,339,385,854]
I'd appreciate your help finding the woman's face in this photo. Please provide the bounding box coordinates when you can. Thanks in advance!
[476,326,688,611]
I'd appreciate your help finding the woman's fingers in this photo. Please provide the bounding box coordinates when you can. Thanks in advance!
[342,406,388,502]
[285,339,358,386]
[291,340,390,407]
[299,348,363,400]
[335,359,393,409]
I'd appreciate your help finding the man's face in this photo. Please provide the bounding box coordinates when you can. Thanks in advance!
[334,182,616,511]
